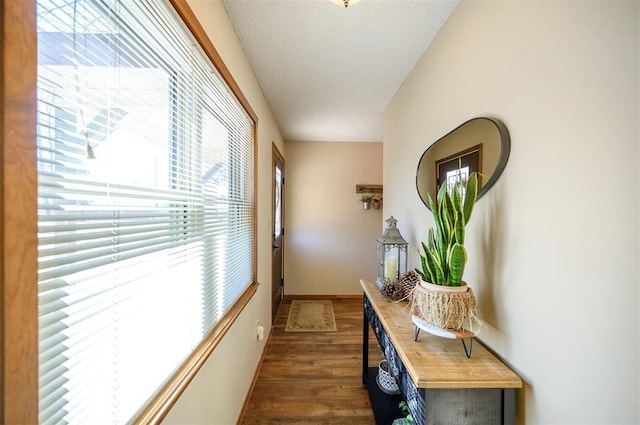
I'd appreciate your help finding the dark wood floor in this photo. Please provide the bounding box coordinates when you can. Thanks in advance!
[239,298,381,424]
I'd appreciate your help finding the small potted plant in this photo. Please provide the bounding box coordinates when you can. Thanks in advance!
[359,194,373,210]
[371,194,382,209]
[377,360,399,394]
[392,401,414,424]
[412,172,482,331]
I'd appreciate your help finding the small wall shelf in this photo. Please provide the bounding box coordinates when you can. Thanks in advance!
[356,184,383,194]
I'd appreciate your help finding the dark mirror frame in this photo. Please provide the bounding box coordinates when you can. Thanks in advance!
[416,117,511,209]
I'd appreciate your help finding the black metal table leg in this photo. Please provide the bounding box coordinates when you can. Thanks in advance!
[461,337,473,358]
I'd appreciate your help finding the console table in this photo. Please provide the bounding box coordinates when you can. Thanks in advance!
[361,279,522,425]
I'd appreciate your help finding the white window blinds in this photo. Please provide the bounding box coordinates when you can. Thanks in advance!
[36,0,255,423]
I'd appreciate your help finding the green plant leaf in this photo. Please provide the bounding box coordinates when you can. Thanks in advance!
[427,228,436,251]
[436,199,451,268]
[415,267,426,281]
[447,243,467,286]
[392,419,414,425]
[434,205,446,240]
[419,244,432,282]
[424,231,436,279]
[430,200,447,264]
[442,192,455,233]
[436,181,447,207]
[453,180,463,214]
[432,218,448,271]
[428,193,439,224]
[423,249,436,284]
[453,213,465,245]
[421,173,477,286]
[425,245,445,285]
[462,172,478,223]
[438,208,449,247]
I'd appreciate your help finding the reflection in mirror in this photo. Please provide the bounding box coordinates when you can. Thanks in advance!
[416,117,510,209]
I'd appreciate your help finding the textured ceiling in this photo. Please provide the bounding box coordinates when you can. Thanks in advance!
[222,0,459,142]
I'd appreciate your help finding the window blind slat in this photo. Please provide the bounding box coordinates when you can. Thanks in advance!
[39,226,193,258]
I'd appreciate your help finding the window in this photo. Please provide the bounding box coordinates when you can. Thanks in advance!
[445,166,470,194]
[36,0,255,423]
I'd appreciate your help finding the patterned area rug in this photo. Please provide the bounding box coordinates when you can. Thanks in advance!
[285,300,337,332]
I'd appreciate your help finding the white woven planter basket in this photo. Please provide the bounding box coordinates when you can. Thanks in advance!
[377,360,399,394]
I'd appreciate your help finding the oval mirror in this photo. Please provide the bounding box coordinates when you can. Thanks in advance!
[416,117,510,209]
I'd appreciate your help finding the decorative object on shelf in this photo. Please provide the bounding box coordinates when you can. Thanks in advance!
[398,270,419,298]
[371,194,382,210]
[392,401,414,425]
[359,194,372,210]
[416,117,510,210]
[381,270,419,301]
[377,360,400,395]
[412,281,477,330]
[376,216,408,289]
[411,171,482,355]
[356,184,382,211]
[380,281,403,301]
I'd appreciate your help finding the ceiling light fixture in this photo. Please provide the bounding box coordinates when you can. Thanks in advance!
[329,0,362,8]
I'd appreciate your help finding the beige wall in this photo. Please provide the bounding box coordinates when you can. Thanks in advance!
[162,1,284,423]
[385,1,639,424]
[284,141,383,295]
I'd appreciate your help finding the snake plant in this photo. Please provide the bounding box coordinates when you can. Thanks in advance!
[416,172,478,286]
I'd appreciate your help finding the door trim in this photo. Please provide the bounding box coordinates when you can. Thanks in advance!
[271,143,285,322]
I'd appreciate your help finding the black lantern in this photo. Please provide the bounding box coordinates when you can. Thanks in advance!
[376,216,408,289]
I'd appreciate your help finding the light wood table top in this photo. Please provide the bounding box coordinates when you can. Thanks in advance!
[361,279,522,389]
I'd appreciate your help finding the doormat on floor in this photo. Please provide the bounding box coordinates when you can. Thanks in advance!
[285,300,337,332]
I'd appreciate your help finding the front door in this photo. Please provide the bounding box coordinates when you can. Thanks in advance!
[272,144,285,322]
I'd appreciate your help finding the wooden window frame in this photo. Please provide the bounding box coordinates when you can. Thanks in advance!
[0,1,259,423]
[1,1,38,423]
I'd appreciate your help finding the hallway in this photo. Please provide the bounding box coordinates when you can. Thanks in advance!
[240,298,378,424]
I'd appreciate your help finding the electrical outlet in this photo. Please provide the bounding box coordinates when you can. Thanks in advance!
[257,324,265,340]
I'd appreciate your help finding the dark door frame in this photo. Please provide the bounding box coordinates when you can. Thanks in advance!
[271,143,285,323]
